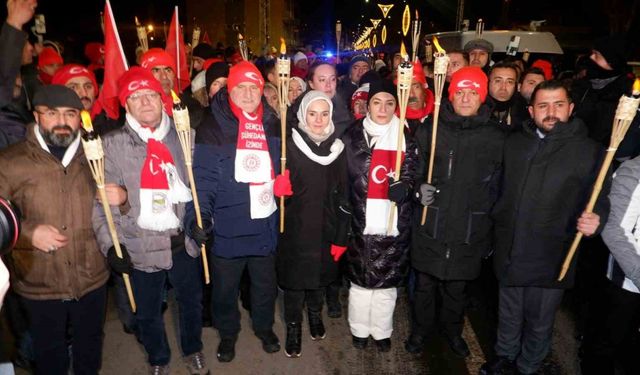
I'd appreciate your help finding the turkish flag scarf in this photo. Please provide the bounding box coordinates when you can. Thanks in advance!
[363,115,405,236]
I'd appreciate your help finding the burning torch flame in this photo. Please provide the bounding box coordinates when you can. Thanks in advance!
[633,78,640,97]
[416,10,419,19]
[238,33,244,41]
[280,38,286,55]
[400,41,408,60]
[170,90,181,104]
[135,16,140,26]
[433,36,445,54]
[80,110,93,132]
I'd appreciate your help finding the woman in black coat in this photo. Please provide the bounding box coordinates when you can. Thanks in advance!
[342,80,417,352]
[277,90,350,358]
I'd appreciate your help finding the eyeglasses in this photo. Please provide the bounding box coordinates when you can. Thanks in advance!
[35,109,80,121]
[128,92,161,103]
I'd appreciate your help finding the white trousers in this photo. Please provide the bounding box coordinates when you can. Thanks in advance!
[348,283,398,340]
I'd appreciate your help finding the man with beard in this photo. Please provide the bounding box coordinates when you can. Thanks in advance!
[487,61,529,132]
[405,61,434,133]
[52,65,98,112]
[0,85,109,374]
[406,67,505,358]
[481,81,607,375]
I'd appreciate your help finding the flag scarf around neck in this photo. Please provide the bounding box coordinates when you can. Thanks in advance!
[127,112,192,231]
[363,115,405,236]
[229,100,277,219]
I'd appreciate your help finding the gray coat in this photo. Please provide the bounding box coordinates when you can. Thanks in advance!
[92,121,198,273]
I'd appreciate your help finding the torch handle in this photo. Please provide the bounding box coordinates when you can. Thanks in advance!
[421,103,441,225]
[97,186,137,312]
[387,88,409,235]
[279,107,287,233]
[558,150,614,281]
[186,166,211,285]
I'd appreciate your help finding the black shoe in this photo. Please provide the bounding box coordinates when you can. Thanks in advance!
[479,356,515,375]
[375,338,391,352]
[327,301,342,318]
[404,332,425,354]
[256,330,281,353]
[284,322,302,358]
[308,310,326,340]
[216,336,236,362]
[445,335,470,358]
[352,335,368,349]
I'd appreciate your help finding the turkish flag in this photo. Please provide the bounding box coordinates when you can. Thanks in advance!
[367,149,404,199]
[92,0,128,120]
[165,6,190,92]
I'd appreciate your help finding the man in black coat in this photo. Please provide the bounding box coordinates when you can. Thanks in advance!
[486,61,530,133]
[480,81,608,375]
[406,66,505,357]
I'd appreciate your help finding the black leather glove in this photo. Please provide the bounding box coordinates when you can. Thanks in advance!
[190,225,210,248]
[107,244,133,274]
[416,183,437,206]
[388,177,410,203]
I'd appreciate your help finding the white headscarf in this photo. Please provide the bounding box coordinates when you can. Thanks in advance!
[296,90,335,144]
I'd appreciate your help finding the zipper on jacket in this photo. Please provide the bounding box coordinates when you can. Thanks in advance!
[447,150,454,179]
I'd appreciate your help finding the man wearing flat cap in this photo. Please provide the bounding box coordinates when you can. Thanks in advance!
[92,67,209,375]
[464,38,494,73]
[0,85,109,374]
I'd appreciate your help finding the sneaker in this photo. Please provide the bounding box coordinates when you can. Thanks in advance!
[445,334,470,358]
[284,322,302,358]
[352,335,368,349]
[404,332,425,354]
[479,356,515,375]
[217,336,236,362]
[308,310,326,340]
[184,352,210,375]
[327,301,342,318]
[150,365,170,375]
[375,338,391,352]
[256,330,281,353]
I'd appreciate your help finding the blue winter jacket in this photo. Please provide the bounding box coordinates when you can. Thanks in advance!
[185,89,281,258]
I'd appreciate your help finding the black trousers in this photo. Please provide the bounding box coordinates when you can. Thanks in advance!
[581,281,640,375]
[211,254,277,338]
[282,288,324,323]
[412,270,467,338]
[22,285,107,375]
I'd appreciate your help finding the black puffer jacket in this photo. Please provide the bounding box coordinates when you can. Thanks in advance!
[342,119,417,289]
[492,118,609,289]
[411,100,505,280]
[277,130,350,290]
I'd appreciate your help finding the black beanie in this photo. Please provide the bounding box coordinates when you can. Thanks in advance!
[192,43,215,60]
[205,62,230,92]
[359,70,381,88]
[593,35,628,72]
[367,79,397,105]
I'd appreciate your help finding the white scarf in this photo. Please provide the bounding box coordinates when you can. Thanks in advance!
[33,124,81,168]
[125,112,171,142]
[291,128,344,166]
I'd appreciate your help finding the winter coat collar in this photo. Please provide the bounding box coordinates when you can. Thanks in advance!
[521,116,588,141]
[440,99,494,131]
[210,88,278,141]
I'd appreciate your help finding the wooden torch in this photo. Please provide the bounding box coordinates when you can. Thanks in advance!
[276,38,291,233]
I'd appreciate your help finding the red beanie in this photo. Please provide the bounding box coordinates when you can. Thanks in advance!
[117,67,170,114]
[448,66,488,103]
[84,42,104,65]
[531,59,553,80]
[139,48,177,73]
[412,61,427,86]
[38,47,63,68]
[52,64,98,91]
[227,61,264,94]
[203,58,224,71]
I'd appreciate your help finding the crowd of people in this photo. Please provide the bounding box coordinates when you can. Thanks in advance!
[1,0,640,375]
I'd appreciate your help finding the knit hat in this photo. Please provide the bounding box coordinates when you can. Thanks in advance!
[296,90,335,143]
[350,55,370,69]
[412,61,427,86]
[84,42,104,64]
[531,59,553,80]
[448,66,488,102]
[367,80,397,105]
[289,76,307,92]
[33,85,83,110]
[192,43,215,60]
[51,64,98,93]
[374,59,386,71]
[593,35,628,71]
[191,70,207,92]
[227,61,264,95]
[293,52,308,65]
[38,47,63,69]
[351,85,370,109]
[359,70,381,87]
[139,48,177,73]
[464,39,494,55]
[117,66,167,109]
[203,58,224,71]
[205,61,230,92]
